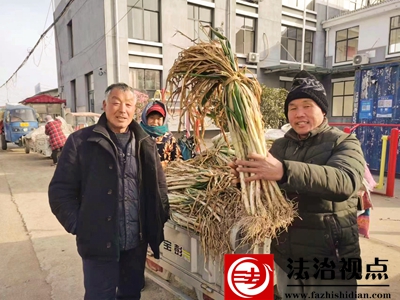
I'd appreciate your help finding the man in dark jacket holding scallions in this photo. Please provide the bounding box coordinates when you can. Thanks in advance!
[230,70,365,299]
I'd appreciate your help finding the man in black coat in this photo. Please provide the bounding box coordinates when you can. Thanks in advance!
[229,71,365,300]
[48,83,169,300]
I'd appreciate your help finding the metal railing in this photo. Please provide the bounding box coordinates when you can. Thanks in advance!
[330,123,400,197]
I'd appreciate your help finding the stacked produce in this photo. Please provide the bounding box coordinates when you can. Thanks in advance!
[165,150,243,259]
[165,27,297,257]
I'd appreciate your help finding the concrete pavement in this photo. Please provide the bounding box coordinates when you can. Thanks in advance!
[0,153,51,300]
[1,144,400,299]
[0,147,83,300]
[0,146,180,300]
[357,180,400,298]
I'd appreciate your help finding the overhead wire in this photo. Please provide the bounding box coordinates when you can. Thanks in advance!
[52,0,139,97]
[0,1,140,106]
[33,0,53,67]
[4,0,154,95]
[76,0,141,69]
[0,0,76,90]
[53,0,90,86]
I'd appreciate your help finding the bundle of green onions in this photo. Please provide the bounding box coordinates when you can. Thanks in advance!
[165,151,244,259]
[166,27,296,242]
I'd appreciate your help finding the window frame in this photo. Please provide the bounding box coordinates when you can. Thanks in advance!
[279,80,292,91]
[241,0,259,4]
[187,4,213,42]
[129,68,161,99]
[235,14,256,54]
[334,26,359,63]
[67,20,74,58]
[349,0,357,10]
[281,26,314,63]
[70,79,77,112]
[86,72,94,112]
[128,0,160,42]
[331,80,355,117]
[304,0,315,11]
[389,16,400,54]
[281,0,315,11]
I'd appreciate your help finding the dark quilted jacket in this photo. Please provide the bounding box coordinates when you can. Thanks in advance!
[111,135,140,251]
[48,113,169,260]
[269,119,365,277]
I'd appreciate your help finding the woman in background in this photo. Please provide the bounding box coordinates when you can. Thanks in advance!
[140,100,181,167]
[139,100,181,291]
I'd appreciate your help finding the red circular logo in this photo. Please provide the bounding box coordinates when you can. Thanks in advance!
[227,257,273,298]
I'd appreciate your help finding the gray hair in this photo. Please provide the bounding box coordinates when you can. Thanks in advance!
[104,83,136,101]
[45,115,54,122]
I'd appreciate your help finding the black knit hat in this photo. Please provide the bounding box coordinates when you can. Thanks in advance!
[284,70,328,118]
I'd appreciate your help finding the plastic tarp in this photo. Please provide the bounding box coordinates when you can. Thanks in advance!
[25,117,73,157]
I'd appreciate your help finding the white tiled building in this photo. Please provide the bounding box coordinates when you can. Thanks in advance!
[53,0,392,128]
[323,0,400,123]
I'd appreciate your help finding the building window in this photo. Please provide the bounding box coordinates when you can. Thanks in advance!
[349,0,357,10]
[187,4,213,42]
[332,80,354,117]
[282,0,315,10]
[389,16,400,54]
[70,80,77,112]
[129,69,161,98]
[280,81,292,91]
[335,26,359,63]
[306,0,315,10]
[236,15,255,54]
[128,0,159,42]
[67,21,74,58]
[281,26,313,63]
[86,72,94,112]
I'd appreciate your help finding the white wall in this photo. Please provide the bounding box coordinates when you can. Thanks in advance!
[54,0,108,113]
[258,0,282,70]
[54,0,62,9]
[317,0,364,11]
[323,1,400,63]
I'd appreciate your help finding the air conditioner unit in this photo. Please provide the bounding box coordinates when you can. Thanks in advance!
[246,52,260,63]
[352,53,369,66]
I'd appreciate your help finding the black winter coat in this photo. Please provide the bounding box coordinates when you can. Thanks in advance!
[48,114,169,260]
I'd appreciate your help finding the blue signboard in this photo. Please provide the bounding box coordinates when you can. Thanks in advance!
[354,64,400,175]
[359,99,373,119]
[376,95,393,118]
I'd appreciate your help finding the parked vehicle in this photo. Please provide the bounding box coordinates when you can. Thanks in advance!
[145,222,271,300]
[145,128,287,300]
[23,112,101,157]
[64,112,101,131]
[0,104,39,150]
[22,117,72,156]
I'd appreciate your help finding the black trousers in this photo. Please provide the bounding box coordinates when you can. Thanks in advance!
[82,242,148,300]
[51,147,63,164]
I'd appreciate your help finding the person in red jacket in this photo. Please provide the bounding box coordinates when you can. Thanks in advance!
[45,115,67,166]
